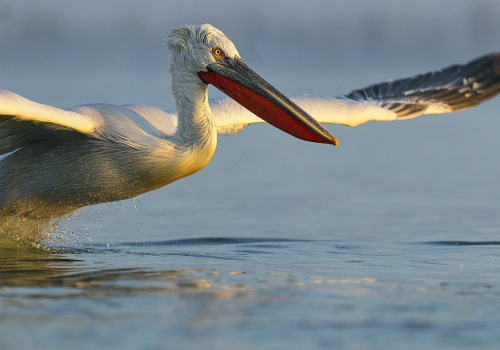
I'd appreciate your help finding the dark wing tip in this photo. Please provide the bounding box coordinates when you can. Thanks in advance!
[343,52,500,118]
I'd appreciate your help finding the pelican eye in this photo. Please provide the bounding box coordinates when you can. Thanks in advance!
[212,47,226,60]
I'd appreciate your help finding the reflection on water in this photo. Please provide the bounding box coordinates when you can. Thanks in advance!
[2,238,500,349]
[0,238,381,298]
[0,245,80,288]
[45,268,255,299]
[0,238,312,298]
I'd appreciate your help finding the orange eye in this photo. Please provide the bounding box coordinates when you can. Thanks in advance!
[212,47,226,60]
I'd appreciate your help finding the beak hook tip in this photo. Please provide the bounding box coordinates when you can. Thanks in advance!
[332,136,339,147]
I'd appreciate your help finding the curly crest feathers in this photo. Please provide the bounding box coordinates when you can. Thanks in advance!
[167,24,239,61]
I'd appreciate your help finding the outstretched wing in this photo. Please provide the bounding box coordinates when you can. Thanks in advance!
[2,52,499,152]
[211,52,500,133]
[0,90,99,155]
[343,52,500,121]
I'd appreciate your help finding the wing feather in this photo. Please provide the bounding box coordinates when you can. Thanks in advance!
[0,90,100,156]
[343,52,500,118]
[0,90,97,133]
[2,53,499,150]
[211,52,500,132]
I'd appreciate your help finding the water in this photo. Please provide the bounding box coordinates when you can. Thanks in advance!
[2,1,500,349]
[2,239,500,349]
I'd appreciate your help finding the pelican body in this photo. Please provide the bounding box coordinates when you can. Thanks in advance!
[0,24,499,220]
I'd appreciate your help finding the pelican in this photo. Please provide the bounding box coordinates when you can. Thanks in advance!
[0,23,499,221]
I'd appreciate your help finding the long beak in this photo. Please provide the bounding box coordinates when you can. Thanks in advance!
[198,57,338,146]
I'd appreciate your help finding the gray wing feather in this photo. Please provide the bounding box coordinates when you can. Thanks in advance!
[0,115,87,156]
[343,53,500,119]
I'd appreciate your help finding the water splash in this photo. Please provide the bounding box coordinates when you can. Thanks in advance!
[0,215,64,250]
[0,202,133,249]
[0,210,96,250]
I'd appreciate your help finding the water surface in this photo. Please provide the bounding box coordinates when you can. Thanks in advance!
[2,237,500,349]
[2,1,500,349]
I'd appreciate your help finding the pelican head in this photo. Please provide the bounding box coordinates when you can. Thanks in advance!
[167,24,338,146]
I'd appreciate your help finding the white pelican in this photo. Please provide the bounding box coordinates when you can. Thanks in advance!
[0,23,499,221]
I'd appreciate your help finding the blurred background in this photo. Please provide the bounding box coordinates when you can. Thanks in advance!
[1,0,499,106]
[1,0,500,242]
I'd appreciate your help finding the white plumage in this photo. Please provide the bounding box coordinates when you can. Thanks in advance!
[0,23,499,222]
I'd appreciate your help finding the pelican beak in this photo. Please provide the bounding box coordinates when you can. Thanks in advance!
[198,57,338,146]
